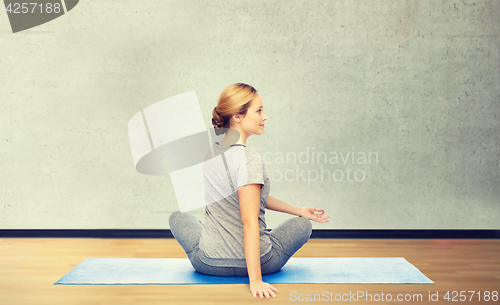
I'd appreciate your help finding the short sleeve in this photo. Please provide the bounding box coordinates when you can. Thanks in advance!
[236,149,265,190]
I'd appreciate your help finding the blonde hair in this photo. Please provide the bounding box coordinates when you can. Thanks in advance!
[211,83,257,136]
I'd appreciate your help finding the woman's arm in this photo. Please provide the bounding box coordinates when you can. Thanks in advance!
[238,184,262,282]
[266,195,331,223]
[238,184,279,298]
[265,195,301,215]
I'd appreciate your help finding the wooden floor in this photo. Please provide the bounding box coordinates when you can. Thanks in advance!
[1,238,499,304]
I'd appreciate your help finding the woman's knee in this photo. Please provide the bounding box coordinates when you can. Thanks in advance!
[168,210,183,229]
[296,216,313,239]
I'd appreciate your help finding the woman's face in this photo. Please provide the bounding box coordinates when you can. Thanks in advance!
[238,94,267,136]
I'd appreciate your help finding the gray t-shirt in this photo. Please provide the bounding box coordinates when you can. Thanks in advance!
[198,142,272,267]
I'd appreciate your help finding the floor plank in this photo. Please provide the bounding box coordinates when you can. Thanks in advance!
[0,239,499,304]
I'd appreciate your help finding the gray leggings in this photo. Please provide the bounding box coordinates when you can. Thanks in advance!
[169,210,312,276]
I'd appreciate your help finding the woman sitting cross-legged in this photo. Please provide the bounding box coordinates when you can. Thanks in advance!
[169,83,330,299]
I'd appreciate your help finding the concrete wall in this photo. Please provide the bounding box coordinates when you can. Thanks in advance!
[1,0,498,229]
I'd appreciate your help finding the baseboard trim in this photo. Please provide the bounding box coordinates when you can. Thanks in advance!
[0,229,499,239]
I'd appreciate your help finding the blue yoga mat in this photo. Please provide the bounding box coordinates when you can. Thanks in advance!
[54,257,434,285]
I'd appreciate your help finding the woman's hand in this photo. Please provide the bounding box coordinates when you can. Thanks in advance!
[298,207,330,223]
[250,280,279,298]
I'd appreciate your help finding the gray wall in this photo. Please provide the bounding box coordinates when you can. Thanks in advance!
[1,0,498,229]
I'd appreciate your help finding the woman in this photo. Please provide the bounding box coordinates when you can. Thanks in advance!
[169,83,330,299]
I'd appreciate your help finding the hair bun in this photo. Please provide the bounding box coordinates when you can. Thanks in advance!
[212,117,223,128]
[212,106,224,129]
